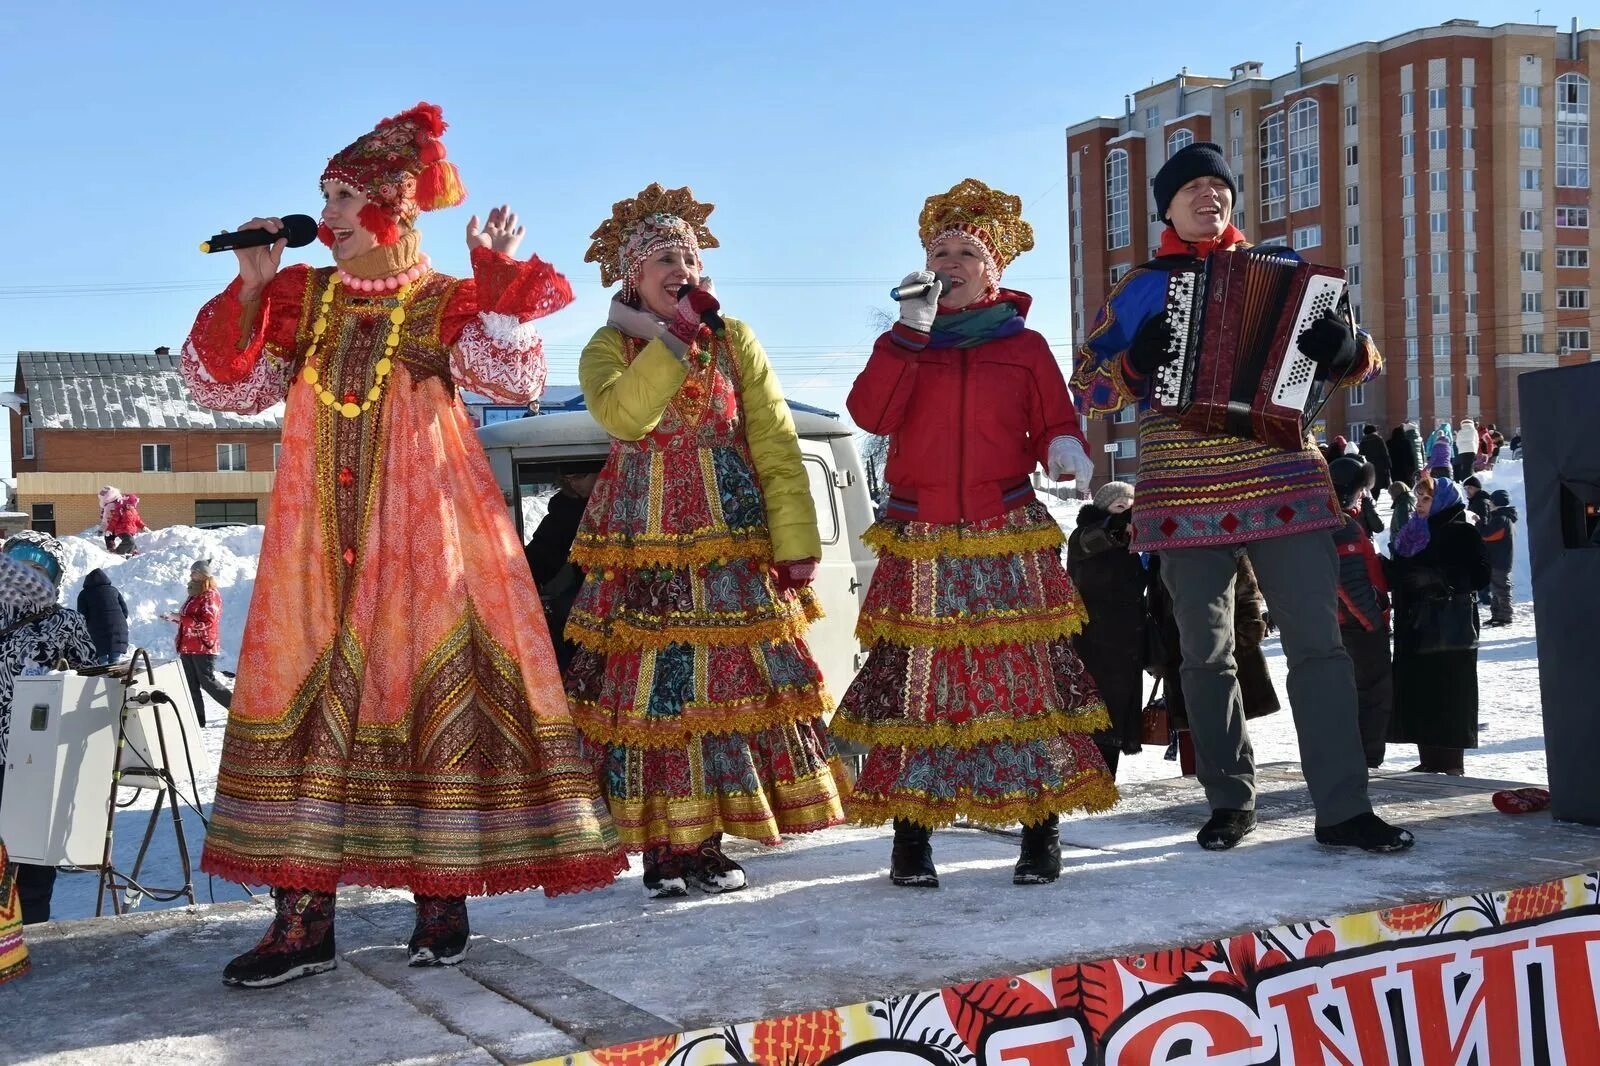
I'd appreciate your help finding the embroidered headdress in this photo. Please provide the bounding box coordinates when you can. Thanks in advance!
[585,183,718,296]
[320,102,466,247]
[918,178,1035,286]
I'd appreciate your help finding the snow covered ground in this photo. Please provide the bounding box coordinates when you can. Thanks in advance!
[36,459,1542,921]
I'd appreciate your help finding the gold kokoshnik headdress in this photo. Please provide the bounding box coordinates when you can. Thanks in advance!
[919,178,1035,286]
[585,183,718,297]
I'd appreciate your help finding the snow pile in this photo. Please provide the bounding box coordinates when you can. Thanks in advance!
[57,524,262,673]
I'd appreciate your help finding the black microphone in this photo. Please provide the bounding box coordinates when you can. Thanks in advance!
[676,283,727,336]
[200,214,319,254]
[890,272,952,301]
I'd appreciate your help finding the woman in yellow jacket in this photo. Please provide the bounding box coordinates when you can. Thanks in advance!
[568,184,846,898]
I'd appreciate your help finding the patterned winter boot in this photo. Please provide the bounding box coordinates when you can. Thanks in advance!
[1013,815,1062,885]
[689,834,747,894]
[222,888,337,988]
[890,818,938,888]
[642,848,691,900]
[408,896,470,967]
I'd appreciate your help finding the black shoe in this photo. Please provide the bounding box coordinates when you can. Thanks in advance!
[890,818,938,887]
[643,853,691,899]
[1013,815,1062,885]
[1315,812,1415,853]
[689,838,747,894]
[408,896,470,967]
[1197,809,1256,851]
[222,889,338,988]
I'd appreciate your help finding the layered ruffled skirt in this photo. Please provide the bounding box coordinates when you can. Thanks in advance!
[834,500,1117,827]
[566,435,845,854]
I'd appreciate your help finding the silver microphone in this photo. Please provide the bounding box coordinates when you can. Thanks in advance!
[890,272,952,301]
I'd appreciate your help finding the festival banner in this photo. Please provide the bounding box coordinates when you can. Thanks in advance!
[531,871,1600,1065]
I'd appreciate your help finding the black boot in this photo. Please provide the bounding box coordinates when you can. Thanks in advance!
[642,849,691,900]
[1314,812,1415,853]
[222,888,337,988]
[1196,808,1256,851]
[890,818,938,888]
[1013,815,1062,885]
[408,896,470,966]
[689,834,747,894]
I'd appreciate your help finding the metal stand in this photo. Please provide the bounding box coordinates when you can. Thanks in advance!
[94,649,199,916]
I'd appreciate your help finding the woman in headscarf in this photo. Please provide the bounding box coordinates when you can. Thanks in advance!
[181,102,623,988]
[839,179,1115,888]
[567,183,845,899]
[1388,477,1490,775]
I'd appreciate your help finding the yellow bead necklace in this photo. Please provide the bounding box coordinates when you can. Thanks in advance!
[298,274,409,419]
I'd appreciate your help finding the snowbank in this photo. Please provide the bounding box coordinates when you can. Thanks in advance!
[58,524,262,673]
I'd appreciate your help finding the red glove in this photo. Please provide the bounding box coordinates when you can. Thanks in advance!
[668,286,722,345]
[772,559,817,592]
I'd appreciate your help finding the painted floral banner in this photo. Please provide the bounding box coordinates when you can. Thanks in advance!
[532,871,1600,1065]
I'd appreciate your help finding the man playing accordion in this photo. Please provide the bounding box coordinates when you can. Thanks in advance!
[1073,142,1414,855]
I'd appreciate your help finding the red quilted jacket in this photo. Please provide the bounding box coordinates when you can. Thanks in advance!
[848,290,1086,525]
[176,587,222,655]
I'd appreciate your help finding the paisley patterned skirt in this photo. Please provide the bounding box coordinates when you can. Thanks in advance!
[0,839,29,985]
[834,499,1117,828]
[566,453,846,854]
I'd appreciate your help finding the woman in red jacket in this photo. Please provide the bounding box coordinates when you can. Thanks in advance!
[836,179,1116,888]
[163,559,233,727]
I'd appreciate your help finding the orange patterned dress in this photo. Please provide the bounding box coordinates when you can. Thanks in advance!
[181,247,625,897]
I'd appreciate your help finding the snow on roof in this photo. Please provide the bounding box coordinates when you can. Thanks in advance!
[18,351,284,431]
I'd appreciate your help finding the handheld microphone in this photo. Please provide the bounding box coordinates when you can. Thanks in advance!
[676,283,727,336]
[200,214,319,254]
[890,272,951,302]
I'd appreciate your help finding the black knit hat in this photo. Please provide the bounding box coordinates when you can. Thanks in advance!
[1153,142,1237,223]
[1328,457,1367,506]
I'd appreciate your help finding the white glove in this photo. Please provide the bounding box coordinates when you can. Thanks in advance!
[1047,435,1094,485]
[895,270,941,334]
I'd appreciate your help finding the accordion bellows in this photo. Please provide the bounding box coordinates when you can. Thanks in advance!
[1152,248,1347,450]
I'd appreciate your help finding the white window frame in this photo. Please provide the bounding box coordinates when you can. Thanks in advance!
[1522,291,1544,313]
[1428,87,1447,111]
[1259,112,1286,222]
[1292,224,1322,249]
[216,443,247,472]
[1557,288,1590,310]
[1167,128,1194,157]
[1105,149,1130,250]
[141,443,172,473]
[20,415,33,460]
[1556,246,1590,268]
[1428,128,1447,151]
[1558,329,1591,351]
[1555,74,1590,189]
[1286,101,1312,211]
[1556,205,1589,228]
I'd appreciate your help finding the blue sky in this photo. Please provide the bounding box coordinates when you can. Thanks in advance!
[1,1,1544,474]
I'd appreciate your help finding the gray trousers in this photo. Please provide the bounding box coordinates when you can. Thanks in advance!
[1490,567,1513,624]
[1160,530,1372,826]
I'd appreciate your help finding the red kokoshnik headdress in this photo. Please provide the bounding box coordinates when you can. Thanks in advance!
[319,102,466,247]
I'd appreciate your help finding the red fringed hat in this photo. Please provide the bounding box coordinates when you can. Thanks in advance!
[320,102,467,246]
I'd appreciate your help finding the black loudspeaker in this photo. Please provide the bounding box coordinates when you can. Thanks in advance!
[1521,361,1600,826]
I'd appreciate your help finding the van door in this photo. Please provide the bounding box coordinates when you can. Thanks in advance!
[796,440,859,701]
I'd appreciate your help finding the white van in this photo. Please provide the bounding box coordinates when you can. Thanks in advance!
[476,400,878,699]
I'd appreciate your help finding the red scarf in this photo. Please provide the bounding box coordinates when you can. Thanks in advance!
[1157,224,1247,260]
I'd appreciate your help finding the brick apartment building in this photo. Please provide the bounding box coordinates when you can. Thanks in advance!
[1066,18,1596,480]
[11,350,282,536]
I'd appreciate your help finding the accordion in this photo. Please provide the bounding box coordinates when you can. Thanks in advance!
[1150,248,1348,450]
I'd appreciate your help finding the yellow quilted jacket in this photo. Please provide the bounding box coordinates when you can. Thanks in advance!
[579,317,821,564]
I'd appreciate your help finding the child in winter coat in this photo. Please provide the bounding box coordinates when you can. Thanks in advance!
[1426,435,1453,479]
[161,559,233,726]
[97,487,146,556]
[1481,489,1518,627]
[1329,459,1393,768]
[76,568,129,664]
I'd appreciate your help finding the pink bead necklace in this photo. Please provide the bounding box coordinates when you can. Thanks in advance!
[337,254,431,293]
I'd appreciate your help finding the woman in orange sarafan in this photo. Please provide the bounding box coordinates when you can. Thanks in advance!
[180,103,624,989]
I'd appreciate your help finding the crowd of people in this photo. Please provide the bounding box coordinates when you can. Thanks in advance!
[1,125,1521,994]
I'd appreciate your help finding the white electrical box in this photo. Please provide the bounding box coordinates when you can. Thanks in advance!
[0,662,208,868]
